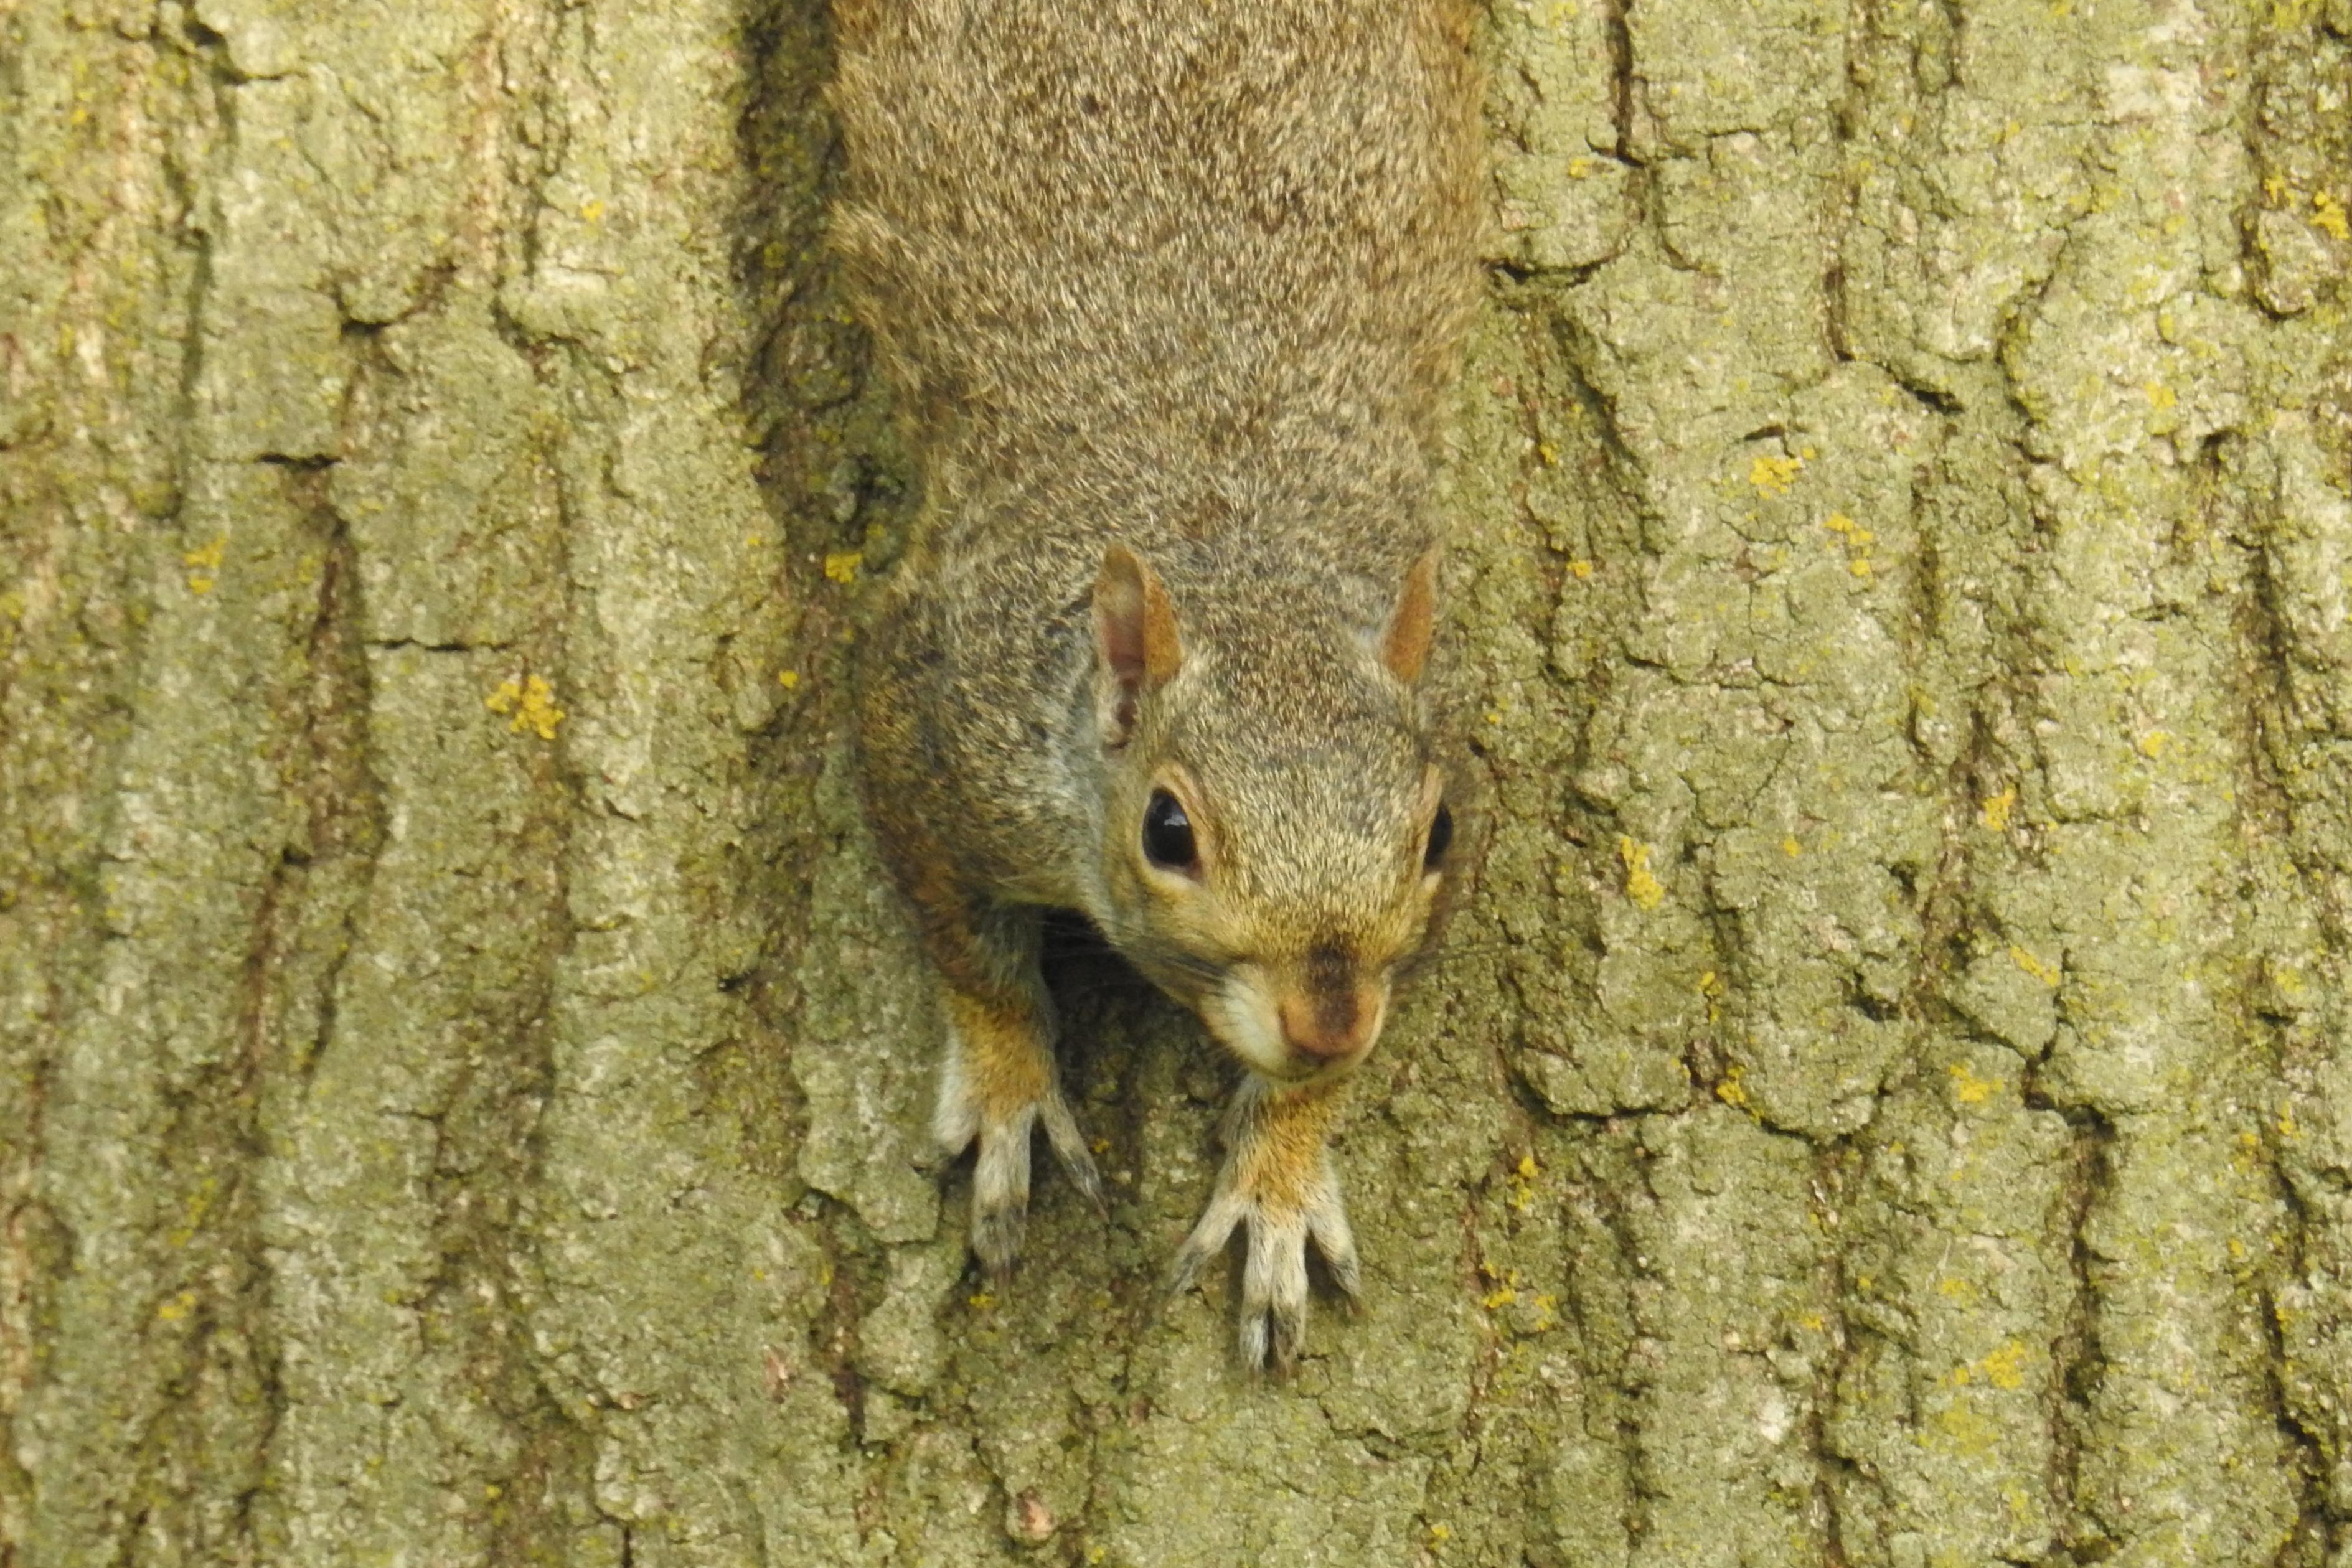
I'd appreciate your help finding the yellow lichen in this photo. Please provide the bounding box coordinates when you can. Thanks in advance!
[486,674,566,741]
[2137,729,2168,758]
[1949,1063,2003,1105]
[2314,191,2350,242]
[1978,1339,2029,1390]
[1617,836,1664,909]
[182,532,226,594]
[822,550,863,584]
[1716,1063,1749,1108]
[1749,453,1805,495]
[776,669,801,690]
[1823,512,1875,578]
[1508,1153,1541,1213]
[2143,382,2176,410]
[1568,558,1594,580]
[1938,1335,2032,1382]
[1981,786,2016,832]
[2009,944,2060,987]
[166,1175,219,1249]
[1782,835,1802,857]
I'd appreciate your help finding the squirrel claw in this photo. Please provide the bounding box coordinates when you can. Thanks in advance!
[967,1102,1036,1276]
[1162,1189,1246,1308]
[1167,1165,1358,1373]
[945,1087,1102,1275]
[971,1198,1027,1280]
[1242,1219,1312,1376]
[1306,1187,1361,1305]
[1038,1091,1107,1214]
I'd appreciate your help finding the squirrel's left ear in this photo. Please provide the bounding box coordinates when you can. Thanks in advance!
[1378,548,1440,684]
[1093,544,1183,746]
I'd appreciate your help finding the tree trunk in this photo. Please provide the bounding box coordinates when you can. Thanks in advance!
[4,0,2350,1562]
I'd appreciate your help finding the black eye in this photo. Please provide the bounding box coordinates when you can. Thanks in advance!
[1143,789,1197,870]
[1424,802,1453,870]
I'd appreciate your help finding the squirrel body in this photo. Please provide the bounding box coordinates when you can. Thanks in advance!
[833,0,1480,1371]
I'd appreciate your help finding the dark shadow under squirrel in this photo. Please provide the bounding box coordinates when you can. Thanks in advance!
[830,0,1482,1374]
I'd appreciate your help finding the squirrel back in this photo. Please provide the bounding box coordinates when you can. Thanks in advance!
[831,0,1480,545]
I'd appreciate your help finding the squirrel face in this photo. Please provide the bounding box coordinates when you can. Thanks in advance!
[1085,545,1452,1082]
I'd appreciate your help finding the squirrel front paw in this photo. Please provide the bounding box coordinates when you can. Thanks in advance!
[933,1054,1103,1277]
[1165,1147,1360,1375]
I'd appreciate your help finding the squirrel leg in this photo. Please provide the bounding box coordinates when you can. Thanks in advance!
[924,908,1103,1277]
[1165,1073,1360,1376]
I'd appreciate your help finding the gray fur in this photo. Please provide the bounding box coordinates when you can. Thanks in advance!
[834,0,1480,1363]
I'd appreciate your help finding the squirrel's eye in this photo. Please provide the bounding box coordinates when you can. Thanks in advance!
[1424,802,1453,870]
[1142,789,1197,870]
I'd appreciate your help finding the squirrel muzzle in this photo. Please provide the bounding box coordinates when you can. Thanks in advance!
[1275,987,1386,1066]
[1274,945,1388,1066]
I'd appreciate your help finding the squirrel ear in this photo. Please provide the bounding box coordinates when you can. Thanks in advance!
[1378,548,1440,685]
[1093,544,1183,744]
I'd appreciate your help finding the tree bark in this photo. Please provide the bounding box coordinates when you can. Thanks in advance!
[4,0,2350,1563]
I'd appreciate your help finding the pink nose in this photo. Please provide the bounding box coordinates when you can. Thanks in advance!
[1277,985,1381,1063]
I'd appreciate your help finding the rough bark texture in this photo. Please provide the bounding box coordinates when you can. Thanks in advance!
[4,0,2351,1563]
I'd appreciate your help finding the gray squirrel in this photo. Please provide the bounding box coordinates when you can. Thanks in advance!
[832,0,1480,1372]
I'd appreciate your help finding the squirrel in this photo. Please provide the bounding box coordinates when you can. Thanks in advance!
[830,0,1481,1373]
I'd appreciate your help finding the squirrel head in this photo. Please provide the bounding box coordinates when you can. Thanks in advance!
[1084,543,1455,1084]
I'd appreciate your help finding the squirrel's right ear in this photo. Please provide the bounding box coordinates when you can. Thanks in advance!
[1093,544,1183,746]
[1378,548,1441,685]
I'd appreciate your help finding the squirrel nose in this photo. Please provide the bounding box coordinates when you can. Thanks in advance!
[1277,981,1383,1063]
